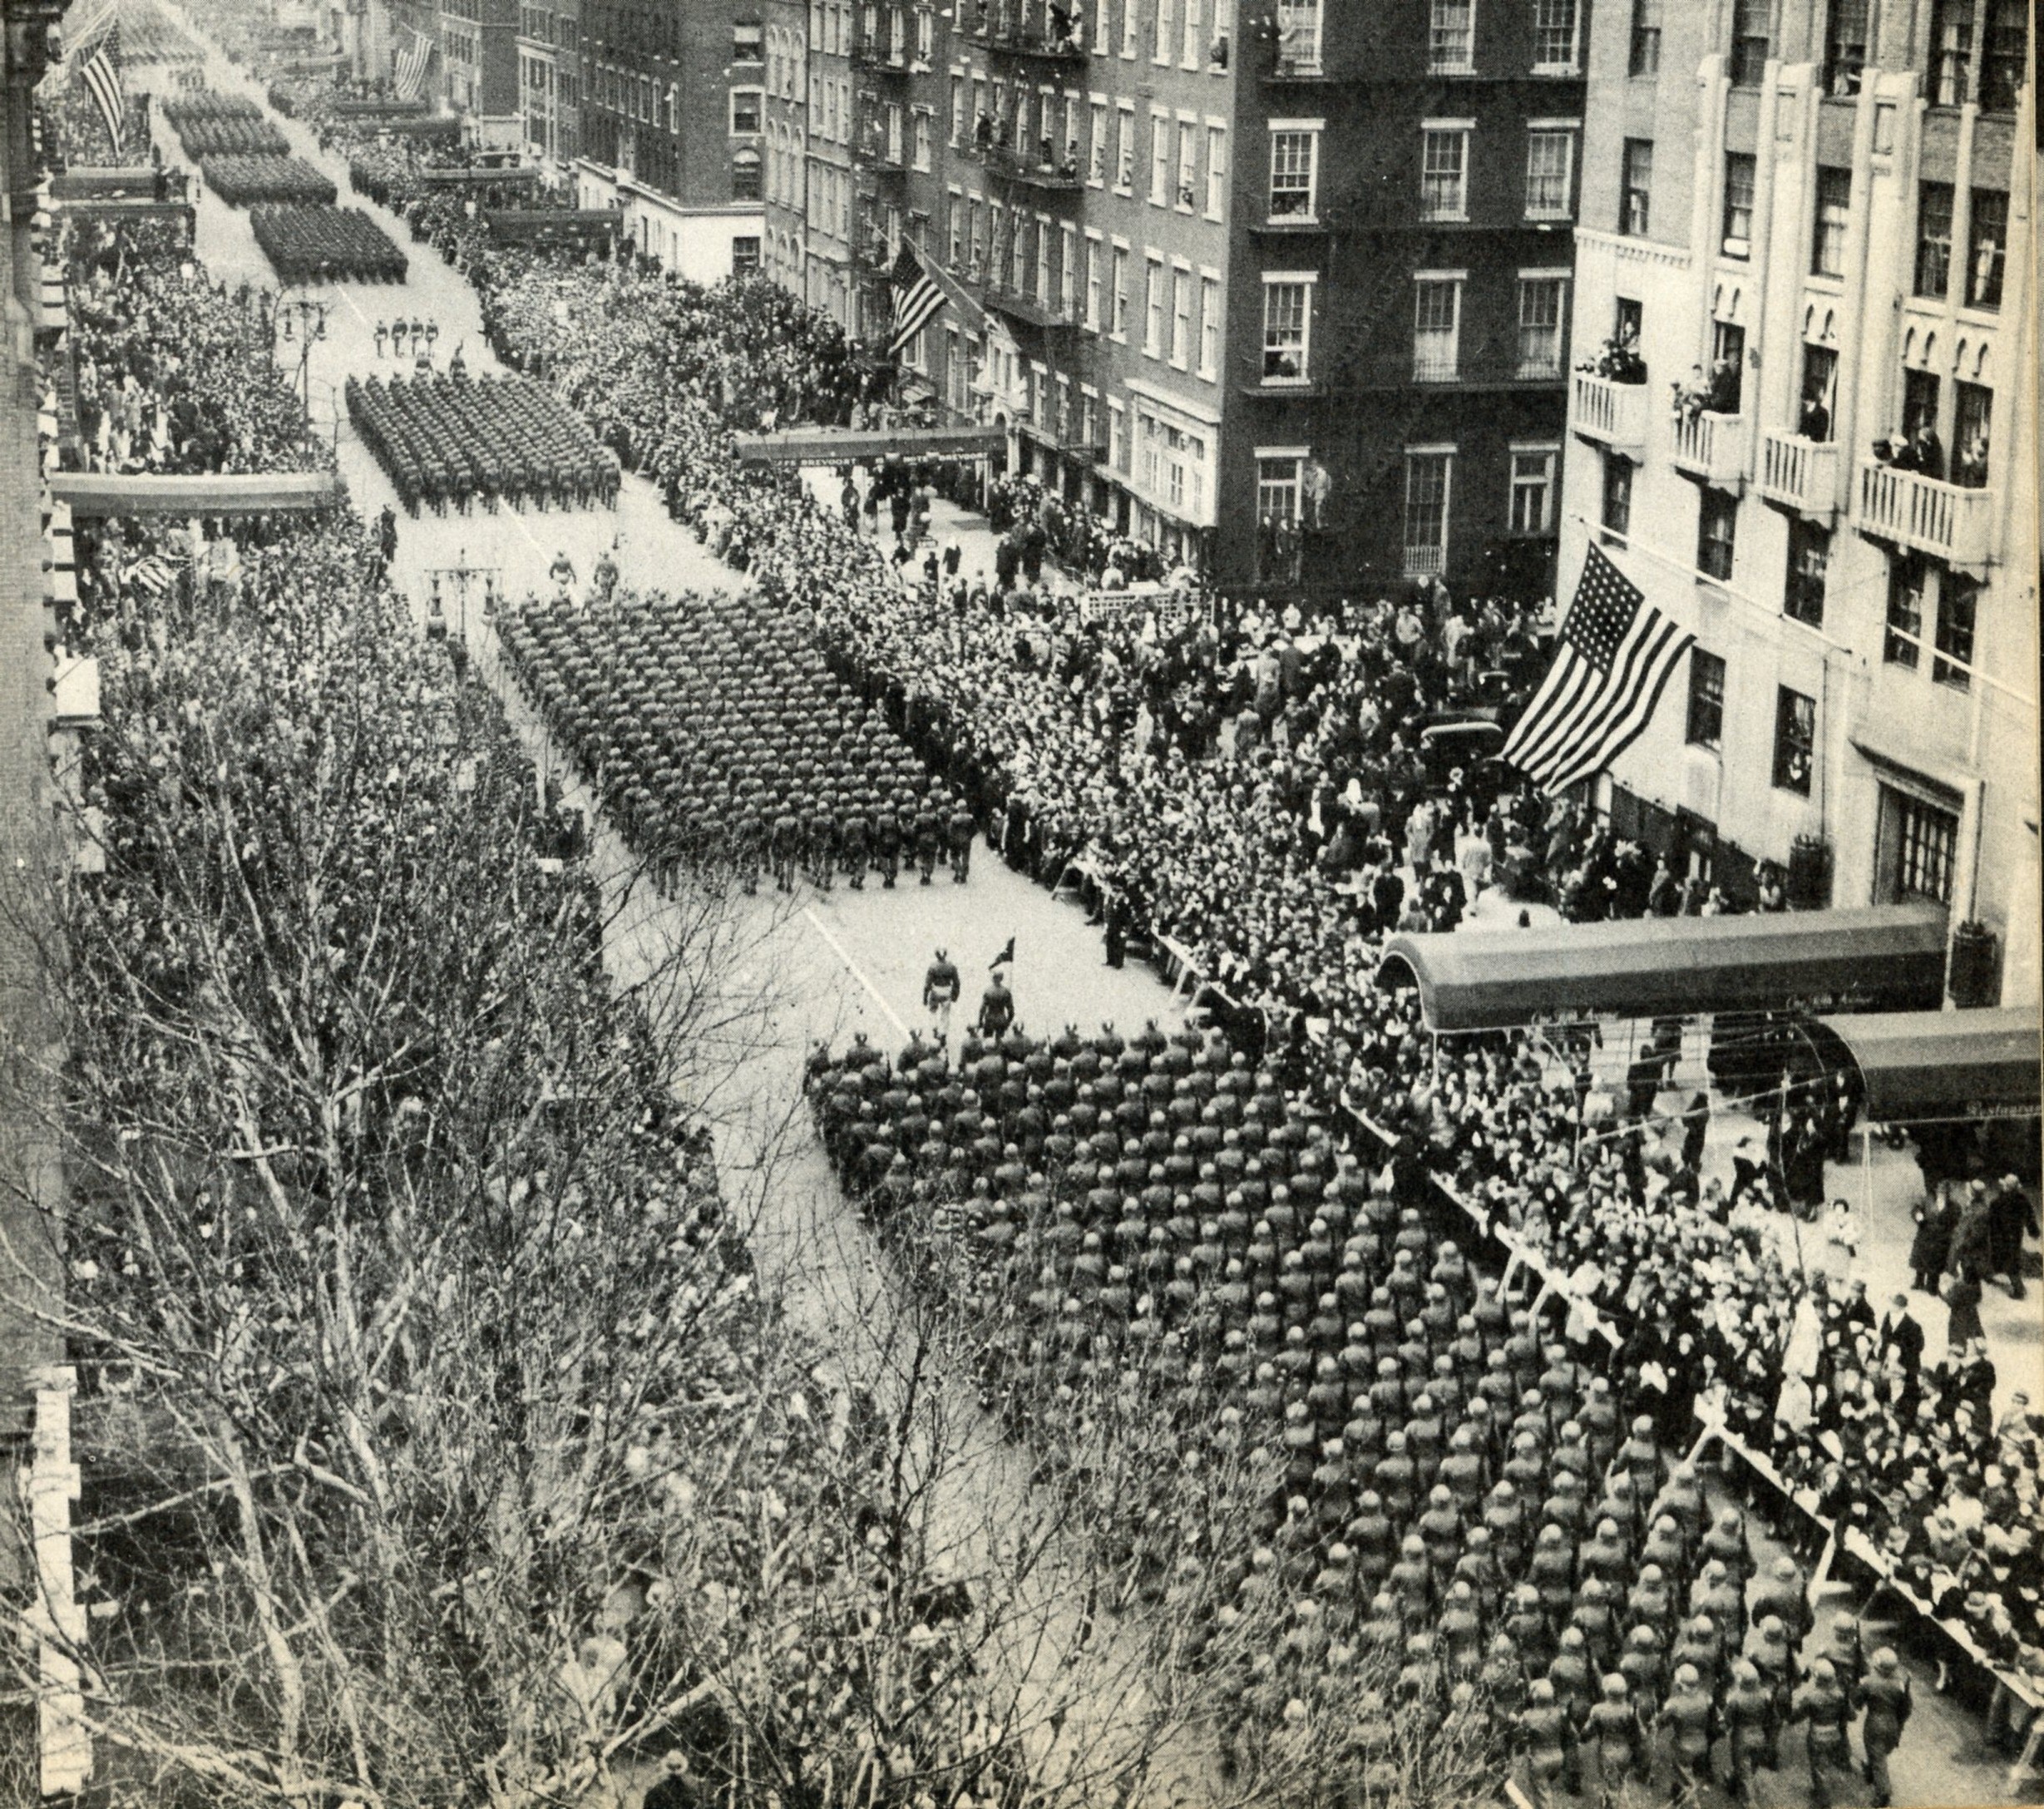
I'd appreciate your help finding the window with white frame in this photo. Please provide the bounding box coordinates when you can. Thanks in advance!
[1084,236,1102,328]
[1257,452,1304,522]
[731,86,763,133]
[913,107,932,169]
[1429,0,1474,72]
[1516,273,1566,376]
[1198,274,1220,378]
[1523,126,1573,219]
[1205,125,1227,218]
[1276,0,1323,72]
[1404,449,1454,574]
[1109,243,1129,335]
[1421,126,1470,220]
[1150,112,1170,203]
[1122,0,1139,56]
[1089,100,1108,181]
[1182,0,1203,65]
[1509,444,1558,533]
[1061,223,1078,318]
[1262,276,1312,381]
[1144,254,1165,353]
[1115,103,1136,189]
[1177,119,1198,207]
[1171,266,1192,366]
[1413,275,1462,381]
[1532,0,1578,69]
[1269,126,1319,219]
[1108,398,1127,471]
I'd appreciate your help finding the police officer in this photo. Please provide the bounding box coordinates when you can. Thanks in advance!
[923,947,962,1044]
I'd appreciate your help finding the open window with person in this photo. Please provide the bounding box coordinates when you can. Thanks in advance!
[1953,381,1992,488]
[1798,344,1836,441]
[1771,685,1814,794]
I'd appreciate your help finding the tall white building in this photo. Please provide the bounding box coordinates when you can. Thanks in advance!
[1561,0,2036,1005]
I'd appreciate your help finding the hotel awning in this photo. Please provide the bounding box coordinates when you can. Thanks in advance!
[1809,1007,2042,1124]
[733,423,1008,464]
[49,472,344,517]
[1374,902,1950,1033]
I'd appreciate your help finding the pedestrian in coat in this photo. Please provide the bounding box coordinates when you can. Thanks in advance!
[1987,1173,2037,1299]
[1908,1190,1958,1292]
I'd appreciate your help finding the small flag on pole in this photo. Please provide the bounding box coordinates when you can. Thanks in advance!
[1498,542,1695,797]
[80,27,126,159]
[126,556,175,596]
[887,240,944,359]
[990,936,1015,972]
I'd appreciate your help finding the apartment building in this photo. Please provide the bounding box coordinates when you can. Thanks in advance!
[439,0,521,144]
[576,2,767,279]
[516,0,580,170]
[1560,0,2036,1003]
[795,2,858,329]
[763,1,807,294]
[1227,0,1584,596]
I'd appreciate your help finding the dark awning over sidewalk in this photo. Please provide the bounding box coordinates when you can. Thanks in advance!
[733,424,1009,464]
[1375,902,1949,1032]
[49,472,343,516]
[1811,1007,2042,1123]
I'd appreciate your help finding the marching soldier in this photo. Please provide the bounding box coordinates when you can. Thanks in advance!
[915,793,945,885]
[873,800,903,887]
[923,948,962,1044]
[1790,1657,1855,1809]
[1859,1648,1912,1807]
[770,804,801,892]
[1585,1673,1647,1807]
[840,802,870,887]
[1720,1658,1778,1804]
[948,793,978,883]
[978,968,1016,1040]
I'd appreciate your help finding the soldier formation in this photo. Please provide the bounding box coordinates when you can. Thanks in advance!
[497,590,981,897]
[249,203,407,284]
[346,372,618,517]
[807,1018,1921,1806]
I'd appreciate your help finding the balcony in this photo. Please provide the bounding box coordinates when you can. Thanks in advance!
[1759,431,1841,521]
[985,146,1083,192]
[1572,371,1648,452]
[1854,461,1997,571]
[850,34,912,74]
[1670,409,1745,489]
[972,7,1089,62]
[984,284,1079,333]
[854,138,907,175]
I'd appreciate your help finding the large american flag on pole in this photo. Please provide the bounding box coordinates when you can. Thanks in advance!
[1498,542,1694,796]
[887,240,943,358]
[80,26,126,159]
[394,29,432,101]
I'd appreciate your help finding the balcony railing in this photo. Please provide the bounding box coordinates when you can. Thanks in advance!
[850,33,911,72]
[1670,409,1745,488]
[1759,430,1840,519]
[985,145,1083,190]
[985,284,1079,331]
[981,13,1089,60]
[1403,544,1446,577]
[1572,371,1648,451]
[1854,460,1997,570]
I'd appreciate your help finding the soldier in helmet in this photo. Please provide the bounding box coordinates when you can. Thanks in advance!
[1720,1658,1778,1803]
[923,947,962,1044]
[1659,1662,1717,1802]
[914,792,945,884]
[872,796,903,887]
[1520,1676,1581,1807]
[840,798,870,887]
[947,792,978,883]
[1790,1655,1854,1809]
[770,802,802,892]
[1585,1673,1647,1807]
[1859,1647,1912,1807]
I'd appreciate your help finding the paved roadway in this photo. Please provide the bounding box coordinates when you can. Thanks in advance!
[122,46,2042,1804]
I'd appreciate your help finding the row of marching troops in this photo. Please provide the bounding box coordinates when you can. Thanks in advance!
[804,1019,1919,1808]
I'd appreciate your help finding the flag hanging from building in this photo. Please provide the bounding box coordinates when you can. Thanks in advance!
[1498,542,1695,797]
[394,31,432,101]
[80,27,125,159]
[886,240,943,359]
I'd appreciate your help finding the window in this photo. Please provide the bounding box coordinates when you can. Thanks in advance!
[733,148,763,199]
[913,108,932,170]
[1144,255,1165,354]
[1709,319,1745,413]
[733,21,764,61]
[1810,166,1849,278]
[1155,0,1175,62]
[1915,183,1954,297]
[1932,0,1972,105]
[1772,687,1814,793]
[1270,130,1318,219]
[1966,189,2007,309]
[1115,104,1135,189]
[1954,381,1992,487]
[1258,455,1302,523]
[1800,344,1838,440]
[1696,489,1736,581]
[1262,279,1311,381]
[1721,153,1755,255]
[1730,0,1768,85]
[1060,224,1078,318]
[1517,275,1565,376]
[1198,275,1220,378]
[1686,648,1725,748]
[1109,244,1129,337]
[1524,129,1573,220]
[1981,0,2027,109]
[1429,0,1474,72]
[1785,520,1829,626]
[1884,556,1925,667]
[1150,113,1170,204]
[1206,126,1227,219]
[1934,576,1977,689]
[1533,0,1578,70]
[1182,0,1203,66]
[1823,0,1868,94]
[1108,399,1126,472]
[731,86,764,134]
[1509,446,1557,534]
[1879,788,1960,904]
[1621,139,1652,235]
[732,234,762,272]
[1176,120,1199,209]
[1630,0,1661,72]
[1276,1,1324,72]
[1171,267,1192,367]
[1602,454,1632,536]
[1404,451,1453,575]
[1421,127,1469,220]
[1084,239,1101,329]
[1413,277,1462,381]
[1903,368,1941,442]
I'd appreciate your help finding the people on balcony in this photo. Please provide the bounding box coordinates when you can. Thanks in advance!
[1797,387,1831,443]
[1882,420,1946,480]
[1953,432,1991,492]
[1581,326,1646,384]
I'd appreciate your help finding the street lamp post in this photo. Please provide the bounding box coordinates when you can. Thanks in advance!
[274,278,333,420]
[423,552,502,674]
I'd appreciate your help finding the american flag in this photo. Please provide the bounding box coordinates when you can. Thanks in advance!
[126,555,175,596]
[394,31,432,101]
[80,26,126,160]
[886,240,943,359]
[1498,542,1694,796]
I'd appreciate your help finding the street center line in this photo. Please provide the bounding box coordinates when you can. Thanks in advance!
[802,907,910,1039]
